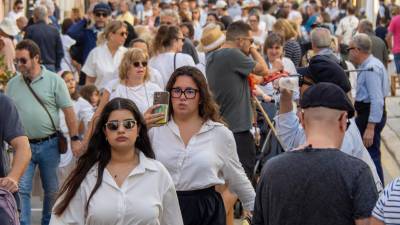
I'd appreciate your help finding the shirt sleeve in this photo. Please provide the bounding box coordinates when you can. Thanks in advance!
[218,127,256,211]
[1,95,25,143]
[274,111,306,151]
[364,70,384,123]
[160,166,184,225]
[372,178,400,221]
[352,164,379,219]
[50,187,86,225]
[231,49,256,78]
[82,49,97,77]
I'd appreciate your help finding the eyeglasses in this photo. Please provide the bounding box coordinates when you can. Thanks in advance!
[171,87,199,99]
[176,37,185,41]
[346,47,357,52]
[95,12,109,18]
[105,119,137,131]
[14,57,28,65]
[133,61,148,67]
[116,32,128,37]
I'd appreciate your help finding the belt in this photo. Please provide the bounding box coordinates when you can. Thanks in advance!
[29,133,58,144]
[176,186,216,196]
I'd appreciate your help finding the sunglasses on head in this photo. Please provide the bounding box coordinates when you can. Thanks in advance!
[95,12,109,18]
[105,119,137,131]
[14,57,28,65]
[133,61,148,68]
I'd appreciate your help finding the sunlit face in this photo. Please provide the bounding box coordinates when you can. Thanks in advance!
[206,14,217,24]
[94,11,110,28]
[15,49,38,77]
[126,57,147,82]
[266,44,283,62]
[171,76,200,118]
[248,15,259,30]
[347,41,360,65]
[104,109,139,151]
[63,73,76,95]
[90,91,100,107]
[110,26,128,46]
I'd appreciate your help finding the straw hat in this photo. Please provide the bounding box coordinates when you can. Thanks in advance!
[198,23,225,53]
[0,18,19,36]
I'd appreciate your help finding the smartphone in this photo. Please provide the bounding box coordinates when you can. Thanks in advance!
[153,91,169,125]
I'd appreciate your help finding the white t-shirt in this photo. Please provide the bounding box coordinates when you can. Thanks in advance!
[335,15,359,45]
[49,152,184,225]
[148,67,165,89]
[60,34,77,73]
[82,43,127,90]
[104,79,162,114]
[59,97,94,167]
[149,52,195,88]
[7,10,23,22]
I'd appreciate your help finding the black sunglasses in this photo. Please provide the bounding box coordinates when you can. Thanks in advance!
[133,61,148,68]
[171,87,199,99]
[14,57,28,65]
[346,47,357,52]
[95,12,109,18]
[105,119,136,131]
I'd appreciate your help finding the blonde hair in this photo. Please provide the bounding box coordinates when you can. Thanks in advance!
[119,48,150,82]
[273,19,297,41]
[97,20,127,45]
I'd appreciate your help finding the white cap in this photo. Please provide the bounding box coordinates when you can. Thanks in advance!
[215,0,227,9]
[0,18,19,36]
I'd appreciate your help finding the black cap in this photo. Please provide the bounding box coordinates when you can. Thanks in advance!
[297,55,351,93]
[93,2,112,14]
[300,82,355,118]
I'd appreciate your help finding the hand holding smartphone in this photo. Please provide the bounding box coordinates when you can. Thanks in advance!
[153,91,169,125]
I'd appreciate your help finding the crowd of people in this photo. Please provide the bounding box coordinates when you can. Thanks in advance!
[0,0,399,224]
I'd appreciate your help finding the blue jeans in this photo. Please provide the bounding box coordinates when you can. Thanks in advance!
[19,137,60,225]
[394,53,400,74]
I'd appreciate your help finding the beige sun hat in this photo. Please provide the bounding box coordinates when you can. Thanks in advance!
[198,23,226,53]
[0,18,20,36]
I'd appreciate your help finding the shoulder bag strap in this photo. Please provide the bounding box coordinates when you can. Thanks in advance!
[174,53,177,71]
[23,76,58,132]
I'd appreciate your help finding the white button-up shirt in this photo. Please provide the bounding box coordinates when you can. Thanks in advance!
[148,119,256,210]
[335,15,359,45]
[49,152,183,225]
[82,43,127,90]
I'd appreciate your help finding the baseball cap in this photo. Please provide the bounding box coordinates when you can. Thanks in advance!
[215,0,227,9]
[300,82,355,118]
[93,2,111,15]
[297,55,351,93]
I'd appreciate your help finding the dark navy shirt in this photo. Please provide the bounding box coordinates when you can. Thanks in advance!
[24,21,64,71]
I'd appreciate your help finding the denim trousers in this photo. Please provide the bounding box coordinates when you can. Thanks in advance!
[19,137,60,225]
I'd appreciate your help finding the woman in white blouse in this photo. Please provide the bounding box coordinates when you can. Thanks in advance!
[84,48,162,146]
[50,98,183,225]
[82,20,128,91]
[149,25,195,88]
[146,66,255,225]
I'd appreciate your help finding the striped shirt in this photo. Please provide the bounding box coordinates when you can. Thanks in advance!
[284,39,302,67]
[373,177,400,224]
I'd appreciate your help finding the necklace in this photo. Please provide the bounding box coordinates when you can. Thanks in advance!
[125,80,150,108]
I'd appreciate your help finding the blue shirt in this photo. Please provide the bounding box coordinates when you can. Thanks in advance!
[355,55,389,123]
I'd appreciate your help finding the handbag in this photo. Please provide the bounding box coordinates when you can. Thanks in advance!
[23,77,68,154]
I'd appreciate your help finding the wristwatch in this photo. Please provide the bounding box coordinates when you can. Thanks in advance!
[70,135,81,141]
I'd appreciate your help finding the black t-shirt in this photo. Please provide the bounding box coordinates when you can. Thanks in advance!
[206,48,256,132]
[0,93,25,177]
[253,148,378,225]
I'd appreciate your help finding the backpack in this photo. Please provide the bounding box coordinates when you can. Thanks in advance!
[0,187,19,225]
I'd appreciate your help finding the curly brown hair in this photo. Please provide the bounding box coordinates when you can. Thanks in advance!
[119,48,150,82]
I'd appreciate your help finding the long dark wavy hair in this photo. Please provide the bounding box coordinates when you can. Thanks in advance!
[53,98,155,216]
[165,66,224,123]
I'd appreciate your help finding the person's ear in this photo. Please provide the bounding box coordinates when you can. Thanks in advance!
[338,112,348,133]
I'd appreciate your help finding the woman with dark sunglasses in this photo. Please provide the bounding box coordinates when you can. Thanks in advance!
[83,48,162,149]
[50,98,183,225]
[145,66,255,225]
